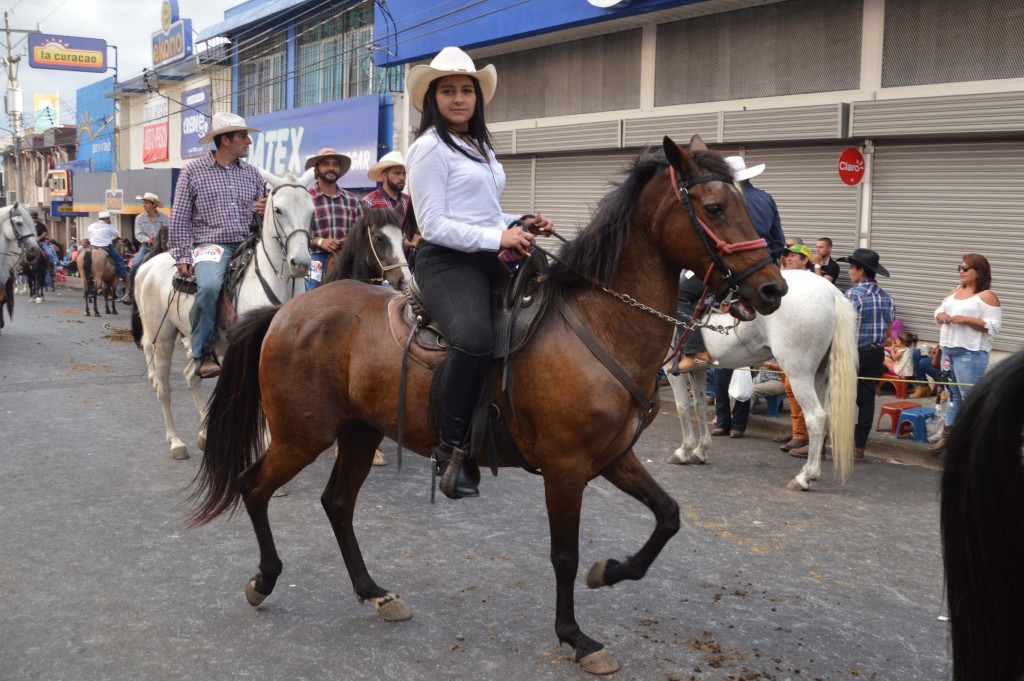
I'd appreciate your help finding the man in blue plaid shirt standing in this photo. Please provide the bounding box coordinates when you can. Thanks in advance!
[837,248,896,459]
[303,148,363,290]
[169,112,267,379]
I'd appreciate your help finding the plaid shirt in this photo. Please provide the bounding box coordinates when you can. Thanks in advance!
[169,153,266,264]
[309,184,362,247]
[845,279,896,349]
[361,188,410,222]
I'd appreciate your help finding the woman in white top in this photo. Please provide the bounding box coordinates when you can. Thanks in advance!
[929,253,1002,452]
[405,47,552,499]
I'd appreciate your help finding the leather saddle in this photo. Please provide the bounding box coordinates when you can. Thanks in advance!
[389,250,552,473]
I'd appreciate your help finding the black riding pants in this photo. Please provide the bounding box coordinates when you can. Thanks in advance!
[414,243,507,447]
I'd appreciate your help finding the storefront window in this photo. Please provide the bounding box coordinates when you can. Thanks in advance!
[238,33,287,117]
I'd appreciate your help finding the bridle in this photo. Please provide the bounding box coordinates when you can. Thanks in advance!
[365,222,406,284]
[257,182,312,287]
[668,165,771,300]
[0,209,37,262]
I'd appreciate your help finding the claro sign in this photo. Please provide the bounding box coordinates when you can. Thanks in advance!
[151,0,193,68]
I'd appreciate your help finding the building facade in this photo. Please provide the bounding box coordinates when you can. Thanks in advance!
[376,0,1024,351]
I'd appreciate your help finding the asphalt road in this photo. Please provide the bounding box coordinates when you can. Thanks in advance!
[0,288,951,680]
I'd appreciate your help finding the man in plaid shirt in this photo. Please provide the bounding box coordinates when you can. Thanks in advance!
[304,147,362,291]
[362,151,419,264]
[169,112,267,379]
[838,248,896,459]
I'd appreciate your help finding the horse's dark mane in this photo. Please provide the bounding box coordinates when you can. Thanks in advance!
[323,207,400,284]
[941,349,1024,681]
[547,148,733,291]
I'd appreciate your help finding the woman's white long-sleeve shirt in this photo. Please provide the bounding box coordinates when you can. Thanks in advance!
[934,290,1002,352]
[406,128,517,252]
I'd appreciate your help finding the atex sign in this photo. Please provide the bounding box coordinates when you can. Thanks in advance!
[152,0,194,68]
[28,34,107,73]
[46,169,72,197]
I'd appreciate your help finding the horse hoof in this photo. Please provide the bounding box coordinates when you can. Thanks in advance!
[171,447,190,460]
[197,433,207,452]
[577,648,619,675]
[786,478,810,492]
[586,560,609,589]
[245,577,268,607]
[369,592,412,621]
[666,451,684,465]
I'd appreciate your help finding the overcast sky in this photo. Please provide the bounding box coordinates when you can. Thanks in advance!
[2,0,241,133]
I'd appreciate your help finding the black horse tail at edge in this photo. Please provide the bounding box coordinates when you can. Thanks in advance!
[188,304,282,528]
[940,348,1024,681]
[130,300,143,349]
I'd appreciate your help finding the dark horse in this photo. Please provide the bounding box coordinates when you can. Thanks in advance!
[80,239,126,316]
[20,247,49,304]
[322,206,408,287]
[191,136,787,674]
[941,348,1024,681]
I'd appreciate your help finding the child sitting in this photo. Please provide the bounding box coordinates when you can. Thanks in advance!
[884,330,918,379]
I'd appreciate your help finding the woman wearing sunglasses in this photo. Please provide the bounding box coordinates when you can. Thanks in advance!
[929,253,1002,452]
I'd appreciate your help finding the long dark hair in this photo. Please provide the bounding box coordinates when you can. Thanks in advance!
[416,75,494,163]
[962,252,992,292]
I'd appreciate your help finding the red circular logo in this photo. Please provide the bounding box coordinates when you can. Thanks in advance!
[838,148,866,186]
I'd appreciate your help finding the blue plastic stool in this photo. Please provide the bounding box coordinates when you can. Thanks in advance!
[763,393,785,417]
[896,407,937,443]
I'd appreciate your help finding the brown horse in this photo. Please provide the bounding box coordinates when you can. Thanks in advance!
[192,136,787,674]
[81,239,126,316]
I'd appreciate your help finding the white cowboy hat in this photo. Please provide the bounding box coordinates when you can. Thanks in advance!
[724,156,766,182]
[303,147,353,176]
[198,112,262,145]
[135,192,163,207]
[406,46,497,113]
[97,211,111,219]
[367,151,406,183]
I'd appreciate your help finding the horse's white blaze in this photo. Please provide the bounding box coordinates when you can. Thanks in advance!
[665,269,858,489]
[134,169,315,460]
[379,223,411,288]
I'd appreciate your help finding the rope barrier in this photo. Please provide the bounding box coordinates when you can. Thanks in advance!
[716,366,976,388]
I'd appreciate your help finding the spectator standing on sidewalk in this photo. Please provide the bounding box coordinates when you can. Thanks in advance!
[837,248,895,460]
[927,253,1002,453]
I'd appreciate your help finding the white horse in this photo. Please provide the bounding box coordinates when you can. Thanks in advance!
[0,203,40,290]
[666,269,859,491]
[131,169,314,460]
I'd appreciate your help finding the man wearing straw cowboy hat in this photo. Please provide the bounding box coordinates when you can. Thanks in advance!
[132,192,168,272]
[303,147,363,291]
[169,111,267,379]
[837,247,896,460]
[362,150,410,221]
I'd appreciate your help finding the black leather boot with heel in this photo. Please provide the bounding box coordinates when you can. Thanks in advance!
[434,441,480,499]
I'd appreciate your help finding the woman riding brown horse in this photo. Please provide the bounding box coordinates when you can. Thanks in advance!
[193,135,786,674]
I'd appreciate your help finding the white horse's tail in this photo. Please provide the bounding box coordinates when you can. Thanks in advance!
[828,295,859,483]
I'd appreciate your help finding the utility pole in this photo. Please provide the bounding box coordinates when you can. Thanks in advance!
[2,11,41,205]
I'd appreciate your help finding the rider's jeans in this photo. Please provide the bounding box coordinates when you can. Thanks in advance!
[189,243,237,359]
[132,244,149,273]
[304,251,330,291]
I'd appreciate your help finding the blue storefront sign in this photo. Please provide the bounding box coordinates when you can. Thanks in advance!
[247,95,379,189]
[76,77,116,173]
[180,85,211,159]
[28,34,107,73]
[52,197,89,218]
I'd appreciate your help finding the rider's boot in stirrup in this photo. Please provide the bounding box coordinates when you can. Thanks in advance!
[434,442,479,499]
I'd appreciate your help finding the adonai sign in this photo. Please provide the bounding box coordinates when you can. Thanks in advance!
[28,34,107,73]
[152,0,193,68]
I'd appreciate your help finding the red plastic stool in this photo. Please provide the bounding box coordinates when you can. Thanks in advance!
[877,372,910,399]
[875,400,922,433]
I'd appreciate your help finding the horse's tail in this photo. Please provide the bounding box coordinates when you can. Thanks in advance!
[130,300,143,348]
[188,304,281,527]
[827,294,858,483]
[941,350,1024,681]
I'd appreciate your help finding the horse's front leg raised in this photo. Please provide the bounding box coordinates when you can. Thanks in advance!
[588,452,680,593]
[321,421,411,622]
[543,468,619,675]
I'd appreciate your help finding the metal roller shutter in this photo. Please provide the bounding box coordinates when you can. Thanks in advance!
[533,151,638,240]
[870,141,1024,351]
[747,145,862,287]
[499,156,535,216]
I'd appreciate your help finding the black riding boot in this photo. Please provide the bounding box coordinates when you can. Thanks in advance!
[434,441,480,499]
